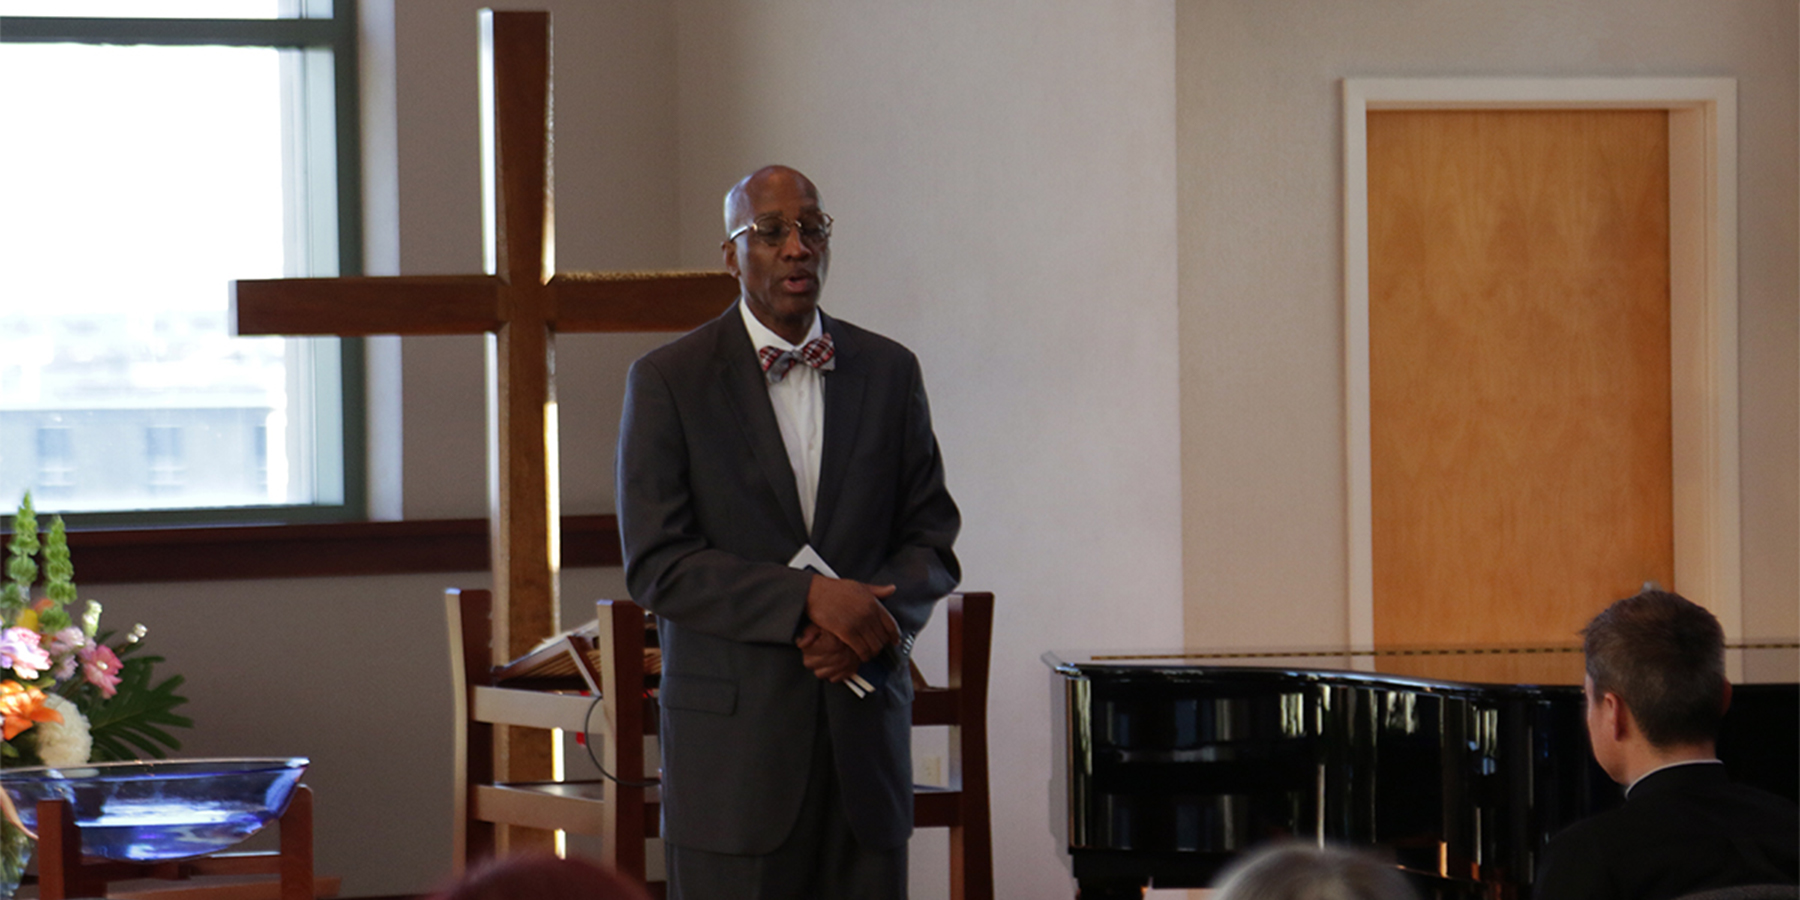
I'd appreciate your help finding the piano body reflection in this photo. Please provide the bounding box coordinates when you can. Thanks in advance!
[1045,646,1798,900]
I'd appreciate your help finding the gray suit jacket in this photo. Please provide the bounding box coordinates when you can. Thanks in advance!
[616,305,961,855]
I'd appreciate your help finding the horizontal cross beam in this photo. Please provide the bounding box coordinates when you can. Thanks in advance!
[231,271,738,337]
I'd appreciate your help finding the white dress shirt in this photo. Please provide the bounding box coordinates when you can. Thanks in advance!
[739,300,826,533]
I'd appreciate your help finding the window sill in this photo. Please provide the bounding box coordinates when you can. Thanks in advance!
[54,515,621,584]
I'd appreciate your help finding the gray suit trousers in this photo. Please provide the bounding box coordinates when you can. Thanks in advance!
[665,701,908,900]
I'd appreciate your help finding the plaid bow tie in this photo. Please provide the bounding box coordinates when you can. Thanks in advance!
[758,332,836,384]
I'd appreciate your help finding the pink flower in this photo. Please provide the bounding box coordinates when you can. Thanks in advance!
[45,627,84,656]
[78,644,122,698]
[45,627,85,679]
[0,628,52,680]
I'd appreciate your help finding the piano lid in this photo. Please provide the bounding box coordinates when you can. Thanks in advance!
[1046,640,1799,688]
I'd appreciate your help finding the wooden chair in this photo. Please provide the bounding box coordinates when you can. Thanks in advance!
[448,590,993,900]
[910,591,995,900]
[448,591,653,881]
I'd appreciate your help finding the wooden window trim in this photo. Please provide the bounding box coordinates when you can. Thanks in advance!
[28,517,621,584]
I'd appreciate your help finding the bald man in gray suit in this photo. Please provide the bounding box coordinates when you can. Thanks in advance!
[616,165,960,900]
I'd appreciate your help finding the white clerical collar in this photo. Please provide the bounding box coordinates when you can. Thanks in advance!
[738,298,821,353]
[1625,758,1723,797]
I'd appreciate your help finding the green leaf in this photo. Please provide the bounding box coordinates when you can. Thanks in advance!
[76,639,194,763]
[44,517,75,606]
[37,607,72,633]
[1,819,32,888]
[5,728,44,769]
[8,494,38,556]
[4,493,40,612]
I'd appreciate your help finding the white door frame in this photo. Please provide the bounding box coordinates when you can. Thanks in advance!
[1342,77,1741,648]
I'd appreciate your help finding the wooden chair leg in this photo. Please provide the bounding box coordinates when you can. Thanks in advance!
[950,593,995,900]
[450,588,499,875]
[37,798,71,900]
[279,785,316,900]
[37,798,103,900]
[597,600,648,884]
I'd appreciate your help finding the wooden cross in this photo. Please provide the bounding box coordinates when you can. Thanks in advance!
[229,8,735,845]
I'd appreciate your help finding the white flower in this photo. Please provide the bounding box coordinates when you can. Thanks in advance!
[34,695,91,768]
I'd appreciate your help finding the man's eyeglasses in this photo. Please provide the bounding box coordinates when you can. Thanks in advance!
[728,213,833,247]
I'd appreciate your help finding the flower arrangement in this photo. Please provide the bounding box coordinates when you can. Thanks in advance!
[0,493,193,891]
[0,494,192,769]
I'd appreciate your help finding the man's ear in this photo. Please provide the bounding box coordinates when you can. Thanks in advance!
[1603,691,1632,742]
[1720,679,1733,716]
[722,239,740,277]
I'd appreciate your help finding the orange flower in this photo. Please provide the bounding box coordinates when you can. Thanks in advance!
[0,680,62,740]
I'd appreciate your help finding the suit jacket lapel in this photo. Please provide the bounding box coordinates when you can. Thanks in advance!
[811,312,865,546]
[711,311,810,544]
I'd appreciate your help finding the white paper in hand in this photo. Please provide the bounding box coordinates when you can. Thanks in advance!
[787,544,839,579]
[788,544,875,698]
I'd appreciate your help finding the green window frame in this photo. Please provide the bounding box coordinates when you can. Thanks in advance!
[0,1,365,527]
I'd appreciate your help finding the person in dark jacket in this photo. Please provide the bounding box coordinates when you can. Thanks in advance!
[1534,590,1798,900]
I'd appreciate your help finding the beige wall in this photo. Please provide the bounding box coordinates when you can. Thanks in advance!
[1178,0,1800,652]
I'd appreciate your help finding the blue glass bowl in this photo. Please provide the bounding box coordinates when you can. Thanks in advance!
[0,757,309,861]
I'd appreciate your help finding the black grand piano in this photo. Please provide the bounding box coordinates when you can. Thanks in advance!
[1046,645,1798,899]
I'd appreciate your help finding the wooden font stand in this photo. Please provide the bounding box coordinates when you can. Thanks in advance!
[35,786,316,900]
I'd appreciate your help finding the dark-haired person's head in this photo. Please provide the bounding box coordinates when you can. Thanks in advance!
[1580,589,1729,782]
[430,853,650,900]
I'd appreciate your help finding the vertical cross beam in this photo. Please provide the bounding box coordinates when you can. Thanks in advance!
[480,10,558,854]
[481,9,557,667]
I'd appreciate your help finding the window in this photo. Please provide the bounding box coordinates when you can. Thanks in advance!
[34,425,74,496]
[0,0,363,524]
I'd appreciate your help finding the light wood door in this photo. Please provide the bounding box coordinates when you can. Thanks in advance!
[1367,109,1673,684]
